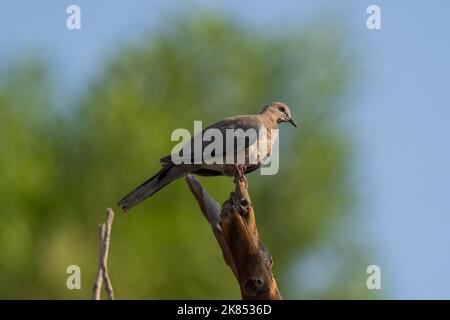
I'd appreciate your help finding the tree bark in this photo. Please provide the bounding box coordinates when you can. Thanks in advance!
[185,173,282,300]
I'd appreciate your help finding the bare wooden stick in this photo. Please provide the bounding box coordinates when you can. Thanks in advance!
[185,173,282,300]
[93,223,105,300]
[93,208,115,300]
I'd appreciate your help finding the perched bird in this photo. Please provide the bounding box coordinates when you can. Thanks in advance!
[118,102,297,212]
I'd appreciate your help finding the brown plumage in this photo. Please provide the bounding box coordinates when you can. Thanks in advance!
[117,102,297,212]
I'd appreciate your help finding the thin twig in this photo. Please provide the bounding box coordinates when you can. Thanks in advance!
[93,224,105,300]
[93,208,115,300]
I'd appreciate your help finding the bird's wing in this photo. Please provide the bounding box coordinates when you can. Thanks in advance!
[161,116,262,165]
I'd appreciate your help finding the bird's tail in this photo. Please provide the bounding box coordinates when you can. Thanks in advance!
[117,166,186,212]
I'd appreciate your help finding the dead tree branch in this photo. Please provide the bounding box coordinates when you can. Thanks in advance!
[185,173,282,300]
[93,207,115,300]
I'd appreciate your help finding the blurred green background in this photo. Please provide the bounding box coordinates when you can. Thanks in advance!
[0,11,373,299]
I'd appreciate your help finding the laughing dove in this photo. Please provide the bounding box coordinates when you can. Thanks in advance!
[118,102,297,212]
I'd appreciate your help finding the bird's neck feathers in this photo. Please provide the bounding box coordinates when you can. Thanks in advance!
[259,110,279,129]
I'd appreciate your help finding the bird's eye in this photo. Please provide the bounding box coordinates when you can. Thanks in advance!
[279,106,285,113]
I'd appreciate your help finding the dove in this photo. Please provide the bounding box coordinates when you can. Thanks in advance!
[117,102,297,212]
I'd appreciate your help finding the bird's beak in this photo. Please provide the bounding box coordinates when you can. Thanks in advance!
[288,118,298,128]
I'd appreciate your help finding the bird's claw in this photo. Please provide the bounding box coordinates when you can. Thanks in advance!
[235,164,248,188]
[223,164,248,188]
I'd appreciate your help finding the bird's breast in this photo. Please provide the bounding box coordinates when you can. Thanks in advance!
[246,128,278,164]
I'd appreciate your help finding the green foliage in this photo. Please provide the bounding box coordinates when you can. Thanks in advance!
[0,14,372,298]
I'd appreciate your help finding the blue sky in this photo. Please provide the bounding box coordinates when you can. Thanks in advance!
[1,0,449,299]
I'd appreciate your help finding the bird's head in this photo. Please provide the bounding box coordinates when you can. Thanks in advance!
[261,102,297,128]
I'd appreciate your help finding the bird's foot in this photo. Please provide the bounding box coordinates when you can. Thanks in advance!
[223,164,247,187]
[234,164,248,188]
